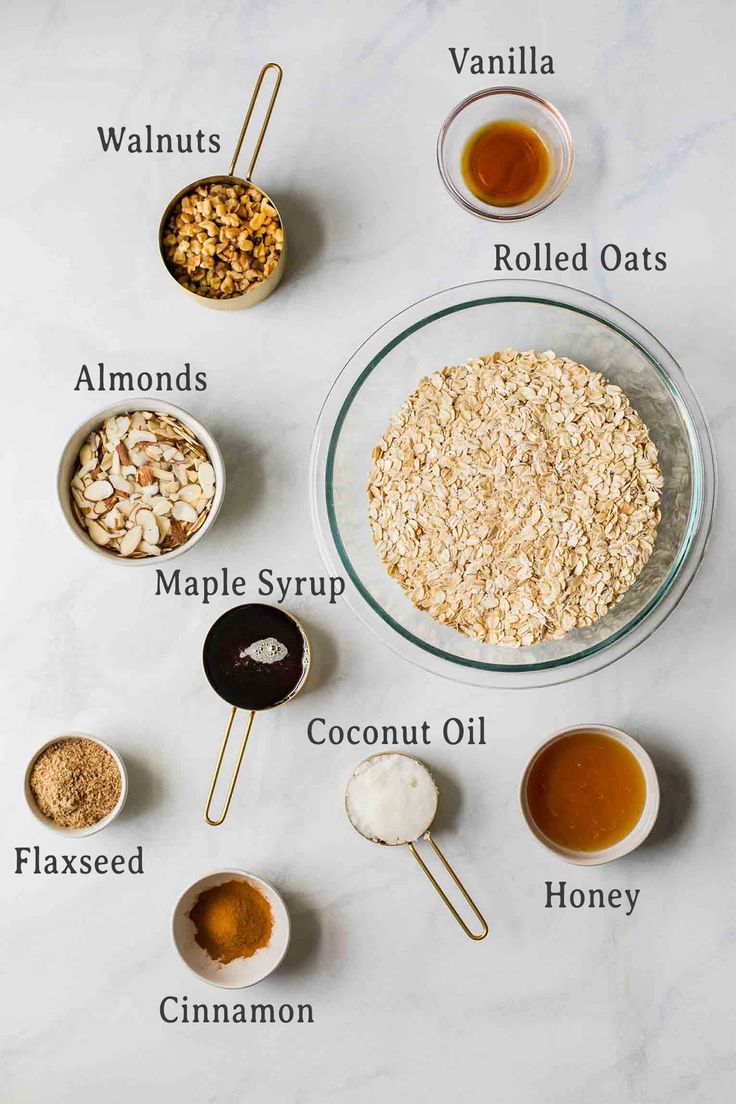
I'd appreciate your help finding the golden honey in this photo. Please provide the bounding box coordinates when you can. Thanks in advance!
[526,731,647,852]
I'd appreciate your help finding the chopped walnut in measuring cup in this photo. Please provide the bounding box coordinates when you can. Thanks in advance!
[162,181,284,299]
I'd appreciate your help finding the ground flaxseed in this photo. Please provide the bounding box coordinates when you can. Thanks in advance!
[29,738,122,829]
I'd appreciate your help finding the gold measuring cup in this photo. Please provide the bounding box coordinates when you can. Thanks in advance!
[158,62,286,310]
[203,603,310,826]
[345,752,488,940]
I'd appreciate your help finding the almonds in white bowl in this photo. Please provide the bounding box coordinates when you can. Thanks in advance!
[59,401,225,564]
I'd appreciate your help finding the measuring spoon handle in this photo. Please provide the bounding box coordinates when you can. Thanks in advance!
[229,61,283,180]
[204,706,256,826]
[407,832,489,940]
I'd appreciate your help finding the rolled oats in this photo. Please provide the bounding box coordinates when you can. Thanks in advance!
[367,349,663,646]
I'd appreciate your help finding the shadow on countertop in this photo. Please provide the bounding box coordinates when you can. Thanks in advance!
[119,751,164,821]
[632,739,694,861]
[277,890,322,978]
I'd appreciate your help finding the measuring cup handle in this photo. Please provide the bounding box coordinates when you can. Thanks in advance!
[407,832,489,940]
[204,707,256,826]
[228,61,283,180]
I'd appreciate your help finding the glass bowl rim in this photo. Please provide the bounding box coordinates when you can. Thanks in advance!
[311,279,716,686]
[437,86,575,222]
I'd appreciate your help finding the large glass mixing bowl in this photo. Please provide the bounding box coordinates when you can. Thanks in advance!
[310,281,715,687]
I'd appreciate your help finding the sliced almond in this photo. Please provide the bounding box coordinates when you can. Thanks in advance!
[126,430,157,446]
[155,514,171,541]
[105,507,122,531]
[87,520,111,546]
[119,525,143,556]
[198,462,215,494]
[165,519,187,548]
[172,501,198,524]
[84,479,114,502]
[110,474,134,494]
[77,459,97,479]
[139,465,156,486]
[178,483,201,504]
[137,509,160,545]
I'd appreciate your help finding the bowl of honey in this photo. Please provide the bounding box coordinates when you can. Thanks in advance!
[437,87,574,220]
[519,725,659,865]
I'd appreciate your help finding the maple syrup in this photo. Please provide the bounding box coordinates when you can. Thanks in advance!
[203,603,308,711]
[526,731,647,852]
[461,120,550,207]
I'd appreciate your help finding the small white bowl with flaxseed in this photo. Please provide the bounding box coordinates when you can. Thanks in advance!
[24,733,128,837]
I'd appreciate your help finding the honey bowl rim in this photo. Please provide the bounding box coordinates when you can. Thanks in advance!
[518,723,660,866]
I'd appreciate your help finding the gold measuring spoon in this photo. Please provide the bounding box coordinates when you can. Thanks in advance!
[203,603,310,826]
[158,61,285,309]
[345,752,488,940]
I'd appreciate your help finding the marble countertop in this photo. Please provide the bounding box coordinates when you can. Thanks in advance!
[1,1,734,1101]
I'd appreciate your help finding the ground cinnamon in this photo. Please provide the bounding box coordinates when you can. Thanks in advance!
[190,878,273,964]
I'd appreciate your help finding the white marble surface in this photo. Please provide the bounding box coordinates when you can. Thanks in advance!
[1,1,734,1101]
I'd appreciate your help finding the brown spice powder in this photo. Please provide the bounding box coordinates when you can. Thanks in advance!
[29,738,122,829]
[190,878,274,965]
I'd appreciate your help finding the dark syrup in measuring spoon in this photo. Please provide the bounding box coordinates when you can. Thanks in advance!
[203,604,308,710]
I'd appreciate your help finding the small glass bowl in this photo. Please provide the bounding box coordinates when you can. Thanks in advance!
[437,87,574,221]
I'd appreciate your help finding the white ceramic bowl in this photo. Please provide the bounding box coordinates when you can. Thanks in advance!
[57,398,226,565]
[172,870,291,989]
[519,724,660,866]
[25,733,128,837]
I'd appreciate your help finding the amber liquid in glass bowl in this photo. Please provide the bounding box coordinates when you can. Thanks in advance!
[460,120,550,207]
[526,731,647,852]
